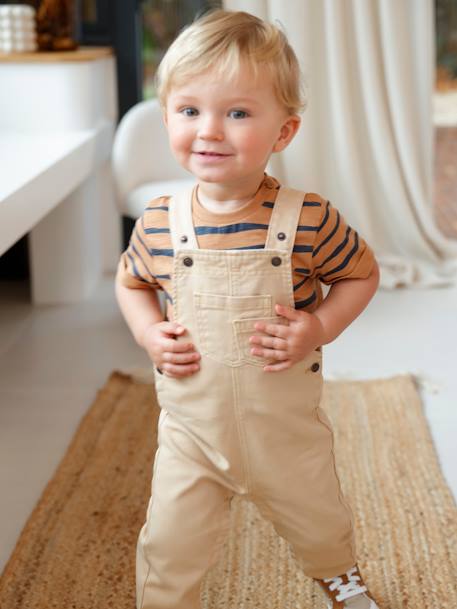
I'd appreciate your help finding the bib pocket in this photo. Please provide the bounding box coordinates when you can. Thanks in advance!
[233,316,289,367]
[194,292,272,366]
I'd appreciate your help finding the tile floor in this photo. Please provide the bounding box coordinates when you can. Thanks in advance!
[1,272,456,574]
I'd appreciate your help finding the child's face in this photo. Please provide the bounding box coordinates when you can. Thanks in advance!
[163,62,300,190]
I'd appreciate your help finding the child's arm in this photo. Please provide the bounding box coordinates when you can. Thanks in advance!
[115,279,164,346]
[310,260,380,345]
[115,276,201,377]
[249,261,380,372]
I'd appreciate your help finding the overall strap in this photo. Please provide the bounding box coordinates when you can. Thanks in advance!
[168,186,199,252]
[265,186,305,255]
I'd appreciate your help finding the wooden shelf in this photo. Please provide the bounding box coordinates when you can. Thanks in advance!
[0,46,113,63]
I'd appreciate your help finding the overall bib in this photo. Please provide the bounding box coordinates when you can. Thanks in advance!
[136,186,357,609]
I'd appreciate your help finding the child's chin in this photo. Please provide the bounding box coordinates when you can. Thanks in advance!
[193,169,234,183]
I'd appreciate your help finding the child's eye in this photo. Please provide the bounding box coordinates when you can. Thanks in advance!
[229,110,248,119]
[180,107,199,117]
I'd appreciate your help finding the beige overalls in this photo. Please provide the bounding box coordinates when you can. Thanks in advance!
[136,186,357,609]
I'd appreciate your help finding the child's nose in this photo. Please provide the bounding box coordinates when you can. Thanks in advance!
[197,115,224,141]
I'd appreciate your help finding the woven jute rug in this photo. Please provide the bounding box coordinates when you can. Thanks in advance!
[0,371,456,609]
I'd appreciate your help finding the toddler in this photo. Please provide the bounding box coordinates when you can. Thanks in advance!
[116,9,380,609]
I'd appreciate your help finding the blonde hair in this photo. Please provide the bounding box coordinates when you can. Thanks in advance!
[156,9,306,115]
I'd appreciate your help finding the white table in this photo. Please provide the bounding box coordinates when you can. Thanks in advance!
[0,47,120,304]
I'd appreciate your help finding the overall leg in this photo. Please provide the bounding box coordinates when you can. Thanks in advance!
[236,357,357,580]
[250,404,357,580]
[136,412,234,609]
[238,358,379,607]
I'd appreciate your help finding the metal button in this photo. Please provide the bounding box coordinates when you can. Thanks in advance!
[183,256,193,267]
[271,256,282,266]
[311,362,320,373]
[180,235,188,243]
[277,232,286,241]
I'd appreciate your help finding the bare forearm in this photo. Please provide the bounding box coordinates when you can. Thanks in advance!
[313,262,380,345]
[115,279,164,348]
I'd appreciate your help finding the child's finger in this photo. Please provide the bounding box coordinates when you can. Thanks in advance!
[250,346,288,361]
[161,337,197,352]
[162,362,200,377]
[249,334,287,350]
[274,303,306,322]
[263,360,292,373]
[253,321,289,338]
[160,321,187,336]
[162,350,201,365]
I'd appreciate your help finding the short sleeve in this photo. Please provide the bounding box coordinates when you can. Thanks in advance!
[312,199,376,285]
[116,216,160,290]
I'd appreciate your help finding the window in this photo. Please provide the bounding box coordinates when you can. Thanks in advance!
[141,0,222,99]
[436,0,457,90]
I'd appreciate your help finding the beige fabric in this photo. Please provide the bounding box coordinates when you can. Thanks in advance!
[136,187,357,609]
[224,0,457,288]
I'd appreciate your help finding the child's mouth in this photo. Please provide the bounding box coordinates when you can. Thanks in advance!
[194,151,232,162]
[196,151,230,157]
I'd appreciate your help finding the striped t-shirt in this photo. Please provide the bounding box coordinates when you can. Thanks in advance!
[117,174,376,319]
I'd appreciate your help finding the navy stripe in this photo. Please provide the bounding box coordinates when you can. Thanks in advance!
[144,227,170,234]
[297,224,319,232]
[317,201,331,231]
[149,248,174,256]
[293,244,313,253]
[154,274,171,280]
[313,209,340,258]
[322,232,359,277]
[295,267,310,275]
[195,223,268,236]
[145,205,169,211]
[131,243,155,282]
[127,252,148,282]
[134,226,151,256]
[315,227,351,271]
[295,291,317,309]
[262,200,322,209]
[293,276,308,291]
[226,244,265,250]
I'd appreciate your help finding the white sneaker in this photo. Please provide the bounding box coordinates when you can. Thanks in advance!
[314,564,380,609]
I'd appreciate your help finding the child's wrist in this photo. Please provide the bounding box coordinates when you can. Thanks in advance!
[311,312,332,346]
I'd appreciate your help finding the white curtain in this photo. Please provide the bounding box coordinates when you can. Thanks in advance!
[223,0,457,288]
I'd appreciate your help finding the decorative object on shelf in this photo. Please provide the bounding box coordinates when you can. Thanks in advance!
[0,4,37,53]
[36,0,79,51]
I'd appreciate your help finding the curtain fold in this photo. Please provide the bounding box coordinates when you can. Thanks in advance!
[224,0,457,288]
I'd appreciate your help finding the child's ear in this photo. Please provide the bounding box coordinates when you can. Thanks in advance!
[273,115,301,153]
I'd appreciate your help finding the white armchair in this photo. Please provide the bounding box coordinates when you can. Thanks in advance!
[111,97,195,219]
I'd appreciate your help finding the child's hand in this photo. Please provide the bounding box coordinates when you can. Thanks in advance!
[249,304,325,372]
[141,321,201,378]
